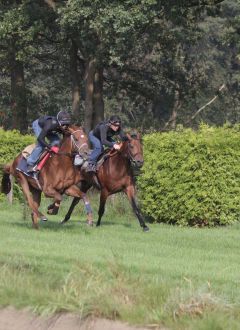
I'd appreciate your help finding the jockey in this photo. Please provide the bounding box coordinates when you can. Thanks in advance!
[86,115,128,173]
[26,111,72,172]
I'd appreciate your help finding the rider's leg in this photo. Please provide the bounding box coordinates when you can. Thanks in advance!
[86,131,103,172]
[27,120,44,170]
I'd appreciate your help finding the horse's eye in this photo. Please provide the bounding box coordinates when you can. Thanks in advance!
[130,145,134,149]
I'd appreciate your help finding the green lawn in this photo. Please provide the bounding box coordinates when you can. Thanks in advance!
[0,194,239,330]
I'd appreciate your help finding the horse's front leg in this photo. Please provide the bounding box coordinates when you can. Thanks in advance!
[96,189,109,227]
[124,185,149,232]
[47,201,60,215]
[64,185,93,225]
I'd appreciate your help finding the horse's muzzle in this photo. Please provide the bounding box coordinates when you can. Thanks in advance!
[134,160,144,168]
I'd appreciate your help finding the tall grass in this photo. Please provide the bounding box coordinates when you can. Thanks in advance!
[0,193,240,329]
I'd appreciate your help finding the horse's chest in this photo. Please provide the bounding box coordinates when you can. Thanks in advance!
[51,170,76,188]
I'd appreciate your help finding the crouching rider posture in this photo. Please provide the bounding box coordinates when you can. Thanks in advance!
[86,115,128,173]
[27,111,71,173]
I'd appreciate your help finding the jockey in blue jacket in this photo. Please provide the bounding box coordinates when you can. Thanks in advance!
[26,111,71,172]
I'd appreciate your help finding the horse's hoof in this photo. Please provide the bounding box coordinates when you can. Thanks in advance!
[41,216,48,222]
[143,226,149,232]
[48,208,59,215]
[60,220,65,225]
[86,220,94,226]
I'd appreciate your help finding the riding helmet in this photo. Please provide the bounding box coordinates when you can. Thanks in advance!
[57,111,71,126]
[109,115,121,126]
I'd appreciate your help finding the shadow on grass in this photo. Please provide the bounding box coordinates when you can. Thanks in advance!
[11,217,136,232]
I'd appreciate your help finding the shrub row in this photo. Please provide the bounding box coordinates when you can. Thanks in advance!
[0,129,34,164]
[138,125,240,226]
[0,129,34,202]
[1,127,240,226]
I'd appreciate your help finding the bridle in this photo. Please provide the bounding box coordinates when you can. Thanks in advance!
[70,129,88,155]
[55,128,88,158]
[126,138,143,167]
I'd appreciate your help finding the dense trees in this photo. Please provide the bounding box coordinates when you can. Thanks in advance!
[0,0,239,132]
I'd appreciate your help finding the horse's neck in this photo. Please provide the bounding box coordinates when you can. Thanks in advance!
[107,145,129,169]
[119,141,129,157]
[59,136,72,153]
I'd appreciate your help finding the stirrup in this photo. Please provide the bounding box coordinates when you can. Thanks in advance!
[27,165,37,173]
[86,163,96,173]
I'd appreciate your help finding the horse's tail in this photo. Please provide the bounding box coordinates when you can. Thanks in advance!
[1,164,12,195]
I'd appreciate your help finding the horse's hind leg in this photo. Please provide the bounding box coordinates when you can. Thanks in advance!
[30,188,42,228]
[125,185,149,232]
[30,187,47,223]
[17,174,42,229]
[96,189,109,227]
[64,185,93,225]
[61,197,80,224]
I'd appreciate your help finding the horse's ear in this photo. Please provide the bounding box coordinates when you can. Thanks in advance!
[137,132,141,139]
[126,133,132,140]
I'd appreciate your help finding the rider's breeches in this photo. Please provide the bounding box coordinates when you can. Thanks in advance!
[88,131,103,164]
[27,120,60,166]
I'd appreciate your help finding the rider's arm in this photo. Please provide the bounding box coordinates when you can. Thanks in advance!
[37,120,53,148]
[100,125,115,148]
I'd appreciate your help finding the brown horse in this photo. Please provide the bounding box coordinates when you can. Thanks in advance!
[1,125,93,229]
[60,133,149,231]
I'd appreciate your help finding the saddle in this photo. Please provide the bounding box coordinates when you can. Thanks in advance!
[80,148,115,171]
[16,144,59,178]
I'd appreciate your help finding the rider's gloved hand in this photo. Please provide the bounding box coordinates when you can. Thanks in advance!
[113,143,121,150]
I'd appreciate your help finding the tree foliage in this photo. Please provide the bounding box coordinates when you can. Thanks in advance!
[0,0,239,131]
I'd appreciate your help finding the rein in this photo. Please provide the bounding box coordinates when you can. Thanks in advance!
[127,140,142,166]
[107,139,142,165]
[54,129,88,158]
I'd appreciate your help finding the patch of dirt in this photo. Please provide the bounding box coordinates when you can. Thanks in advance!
[0,307,157,330]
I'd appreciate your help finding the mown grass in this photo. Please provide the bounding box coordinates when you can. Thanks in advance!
[0,192,240,330]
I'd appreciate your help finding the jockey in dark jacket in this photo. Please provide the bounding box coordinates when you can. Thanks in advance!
[26,111,71,172]
[86,115,128,173]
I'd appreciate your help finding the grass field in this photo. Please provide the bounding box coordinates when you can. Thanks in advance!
[0,193,239,330]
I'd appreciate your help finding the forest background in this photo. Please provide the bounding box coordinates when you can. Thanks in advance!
[0,0,239,134]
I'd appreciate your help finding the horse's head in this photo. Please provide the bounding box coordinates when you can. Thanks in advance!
[124,133,144,168]
[63,125,89,156]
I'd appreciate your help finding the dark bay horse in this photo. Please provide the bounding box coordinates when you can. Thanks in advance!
[1,125,93,229]
[61,133,149,231]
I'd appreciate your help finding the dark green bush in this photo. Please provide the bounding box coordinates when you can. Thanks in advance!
[138,125,240,226]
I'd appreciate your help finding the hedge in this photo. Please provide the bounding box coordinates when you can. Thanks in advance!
[0,129,34,164]
[0,129,34,202]
[1,127,240,226]
[138,125,240,226]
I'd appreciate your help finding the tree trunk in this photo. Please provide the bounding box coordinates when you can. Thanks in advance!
[84,58,96,133]
[9,43,28,133]
[93,66,104,126]
[70,40,81,123]
[163,88,181,130]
